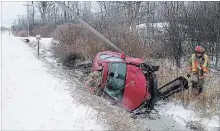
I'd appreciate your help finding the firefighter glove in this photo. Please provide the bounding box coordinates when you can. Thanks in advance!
[187,74,191,78]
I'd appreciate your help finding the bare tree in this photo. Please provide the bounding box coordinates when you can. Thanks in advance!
[215,2,220,68]
[163,1,185,67]
[12,1,220,70]
[36,1,54,24]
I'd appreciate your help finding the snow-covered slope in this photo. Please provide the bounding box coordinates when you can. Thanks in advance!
[1,32,104,130]
[156,101,219,131]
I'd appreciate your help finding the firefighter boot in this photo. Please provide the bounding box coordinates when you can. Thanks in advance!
[198,86,203,95]
[192,82,198,89]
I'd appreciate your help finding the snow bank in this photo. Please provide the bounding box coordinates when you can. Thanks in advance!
[136,22,168,29]
[2,32,104,130]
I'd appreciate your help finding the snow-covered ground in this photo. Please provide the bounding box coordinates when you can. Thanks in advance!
[17,34,220,130]
[27,36,53,49]
[156,101,220,131]
[1,32,104,130]
[23,36,60,67]
[136,22,168,29]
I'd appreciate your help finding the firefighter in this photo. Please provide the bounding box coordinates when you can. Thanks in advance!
[188,46,209,94]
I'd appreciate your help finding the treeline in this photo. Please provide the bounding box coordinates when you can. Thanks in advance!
[12,1,220,69]
[1,27,9,30]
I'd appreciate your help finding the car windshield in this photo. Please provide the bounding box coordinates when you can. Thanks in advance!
[100,54,123,61]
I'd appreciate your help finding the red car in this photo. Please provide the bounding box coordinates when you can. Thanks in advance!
[89,51,189,113]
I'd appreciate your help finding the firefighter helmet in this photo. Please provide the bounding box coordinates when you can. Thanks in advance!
[195,46,204,53]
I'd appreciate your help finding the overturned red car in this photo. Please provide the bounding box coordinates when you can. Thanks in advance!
[86,51,189,113]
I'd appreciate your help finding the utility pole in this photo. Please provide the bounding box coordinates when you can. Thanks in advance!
[32,1,35,26]
[14,19,17,32]
[17,15,21,25]
[55,1,123,53]
[17,15,21,31]
[23,3,32,37]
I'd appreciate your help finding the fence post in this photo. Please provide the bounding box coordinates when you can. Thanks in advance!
[38,40,40,58]
[36,35,41,58]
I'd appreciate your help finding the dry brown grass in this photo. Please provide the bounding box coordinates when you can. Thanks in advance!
[16,30,28,37]
[190,74,220,117]
[52,23,109,61]
[52,24,151,61]
[156,58,220,118]
[101,26,151,58]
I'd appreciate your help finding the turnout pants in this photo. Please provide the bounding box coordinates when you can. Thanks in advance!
[190,73,205,94]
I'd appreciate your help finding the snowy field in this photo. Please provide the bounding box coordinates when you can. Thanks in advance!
[1,32,104,130]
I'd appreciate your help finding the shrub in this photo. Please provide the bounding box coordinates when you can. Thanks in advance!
[62,53,81,67]
[31,24,56,38]
[31,26,41,36]
[52,23,108,62]
[17,30,28,37]
[101,26,150,58]
[52,23,155,66]
[40,24,56,37]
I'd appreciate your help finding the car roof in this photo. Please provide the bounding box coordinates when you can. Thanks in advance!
[97,51,144,65]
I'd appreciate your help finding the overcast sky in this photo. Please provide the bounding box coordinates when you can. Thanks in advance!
[1,1,26,28]
[1,1,99,28]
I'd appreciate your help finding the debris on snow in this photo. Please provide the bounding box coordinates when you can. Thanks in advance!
[186,121,206,131]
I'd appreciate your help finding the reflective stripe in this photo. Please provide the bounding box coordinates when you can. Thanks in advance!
[191,53,209,73]
[191,54,195,68]
[202,66,208,73]
[203,54,208,67]
[191,54,198,72]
